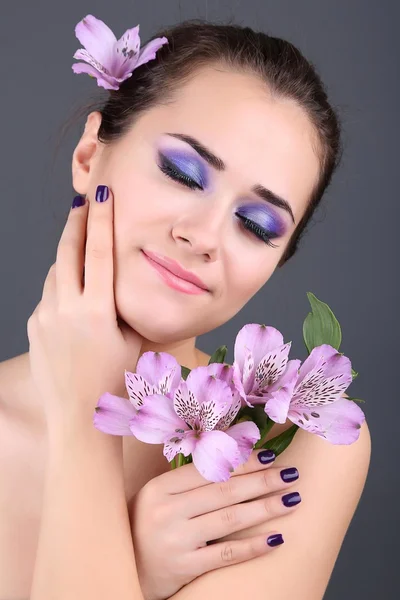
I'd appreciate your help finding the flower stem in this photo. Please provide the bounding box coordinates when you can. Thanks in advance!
[254,417,276,449]
[177,453,184,468]
[170,457,177,470]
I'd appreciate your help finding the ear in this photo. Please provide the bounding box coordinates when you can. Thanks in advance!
[72,111,103,194]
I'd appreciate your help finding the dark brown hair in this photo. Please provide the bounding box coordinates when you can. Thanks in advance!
[58,19,343,267]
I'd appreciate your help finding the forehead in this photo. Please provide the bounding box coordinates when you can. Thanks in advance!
[136,65,321,223]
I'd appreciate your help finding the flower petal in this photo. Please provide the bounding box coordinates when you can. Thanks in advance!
[295,344,340,388]
[192,431,241,482]
[135,36,169,69]
[258,359,301,423]
[173,380,200,428]
[93,392,137,435]
[74,15,117,71]
[185,365,233,429]
[254,341,292,391]
[124,370,158,409]
[111,25,141,77]
[129,394,187,444]
[71,59,120,90]
[225,421,260,464]
[135,351,182,395]
[215,393,242,430]
[234,323,285,376]
[288,397,365,444]
[163,430,197,462]
[293,347,353,408]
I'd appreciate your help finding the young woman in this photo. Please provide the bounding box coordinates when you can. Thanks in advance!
[0,18,371,600]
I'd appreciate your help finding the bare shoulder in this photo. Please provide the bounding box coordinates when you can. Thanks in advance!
[171,419,371,600]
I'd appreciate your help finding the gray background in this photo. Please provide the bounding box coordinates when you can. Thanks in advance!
[0,0,397,597]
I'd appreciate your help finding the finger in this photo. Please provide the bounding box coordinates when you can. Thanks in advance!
[55,195,89,304]
[41,263,58,305]
[83,185,115,311]
[179,463,299,518]
[162,448,277,495]
[190,487,301,543]
[192,531,284,576]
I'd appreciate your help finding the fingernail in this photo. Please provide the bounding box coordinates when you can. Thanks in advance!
[267,534,284,547]
[257,449,276,464]
[280,467,299,483]
[96,185,109,202]
[72,195,85,209]
[282,492,301,507]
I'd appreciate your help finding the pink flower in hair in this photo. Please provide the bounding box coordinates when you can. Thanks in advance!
[72,14,168,90]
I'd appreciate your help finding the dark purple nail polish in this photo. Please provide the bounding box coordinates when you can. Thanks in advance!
[282,492,301,507]
[257,449,276,464]
[72,195,85,209]
[267,534,284,547]
[96,185,109,202]
[280,467,299,483]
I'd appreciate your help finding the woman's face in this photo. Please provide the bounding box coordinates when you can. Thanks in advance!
[73,65,320,344]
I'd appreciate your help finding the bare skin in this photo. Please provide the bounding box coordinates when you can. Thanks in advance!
[0,64,367,599]
[0,350,295,598]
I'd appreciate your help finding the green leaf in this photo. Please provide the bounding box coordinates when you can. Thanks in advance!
[303,292,342,354]
[181,365,191,380]
[351,368,359,380]
[261,424,299,457]
[238,405,268,431]
[208,345,228,365]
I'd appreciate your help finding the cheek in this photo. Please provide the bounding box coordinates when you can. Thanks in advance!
[228,256,277,304]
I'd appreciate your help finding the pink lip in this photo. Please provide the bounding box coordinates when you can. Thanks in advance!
[142,250,209,294]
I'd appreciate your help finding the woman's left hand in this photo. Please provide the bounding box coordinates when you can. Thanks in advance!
[27,185,143,432]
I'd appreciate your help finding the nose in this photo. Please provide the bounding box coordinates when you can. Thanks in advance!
[171,202,226,261]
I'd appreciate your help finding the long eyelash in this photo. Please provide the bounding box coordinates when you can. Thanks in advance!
[158,156,203,190]
[158,157,278,248]
[236,214,279,248]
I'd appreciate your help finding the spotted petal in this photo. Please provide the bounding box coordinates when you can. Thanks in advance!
[293,346,353,408]
[288,397,365,444]
[173,380,200,428]
[163,429,197,462]
[135,351,182,396]
[234,323,285,377]
[129,394,187,444]
[124,370,158,409]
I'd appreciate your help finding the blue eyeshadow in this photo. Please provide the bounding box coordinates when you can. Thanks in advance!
[159,148,209,189]
[235,203,287,238]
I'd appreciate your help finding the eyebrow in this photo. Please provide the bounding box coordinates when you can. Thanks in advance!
[165,132,296,225]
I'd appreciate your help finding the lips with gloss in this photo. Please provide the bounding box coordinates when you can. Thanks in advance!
[142,251,208,295]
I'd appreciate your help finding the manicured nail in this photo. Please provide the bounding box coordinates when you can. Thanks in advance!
[257,449,276,464]
[282,492,301,507]
[280,467,299,483]
[267,534,284,547]
[72,195,85,209]
[96,185,109,202]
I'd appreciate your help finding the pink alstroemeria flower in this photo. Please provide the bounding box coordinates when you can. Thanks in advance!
[72,14,169,90]
[283,344,365,444]
[232,323,299,423]
[129,362,260,482]
[93,351,182,435]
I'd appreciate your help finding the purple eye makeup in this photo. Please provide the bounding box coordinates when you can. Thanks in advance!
[157,149,210,190]
[155,140,290,247]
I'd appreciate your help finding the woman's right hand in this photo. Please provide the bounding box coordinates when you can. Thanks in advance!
[129,448,301,600]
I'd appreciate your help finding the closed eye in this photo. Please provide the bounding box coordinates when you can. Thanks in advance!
[158,154,203,190]
[157,155,279,248]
